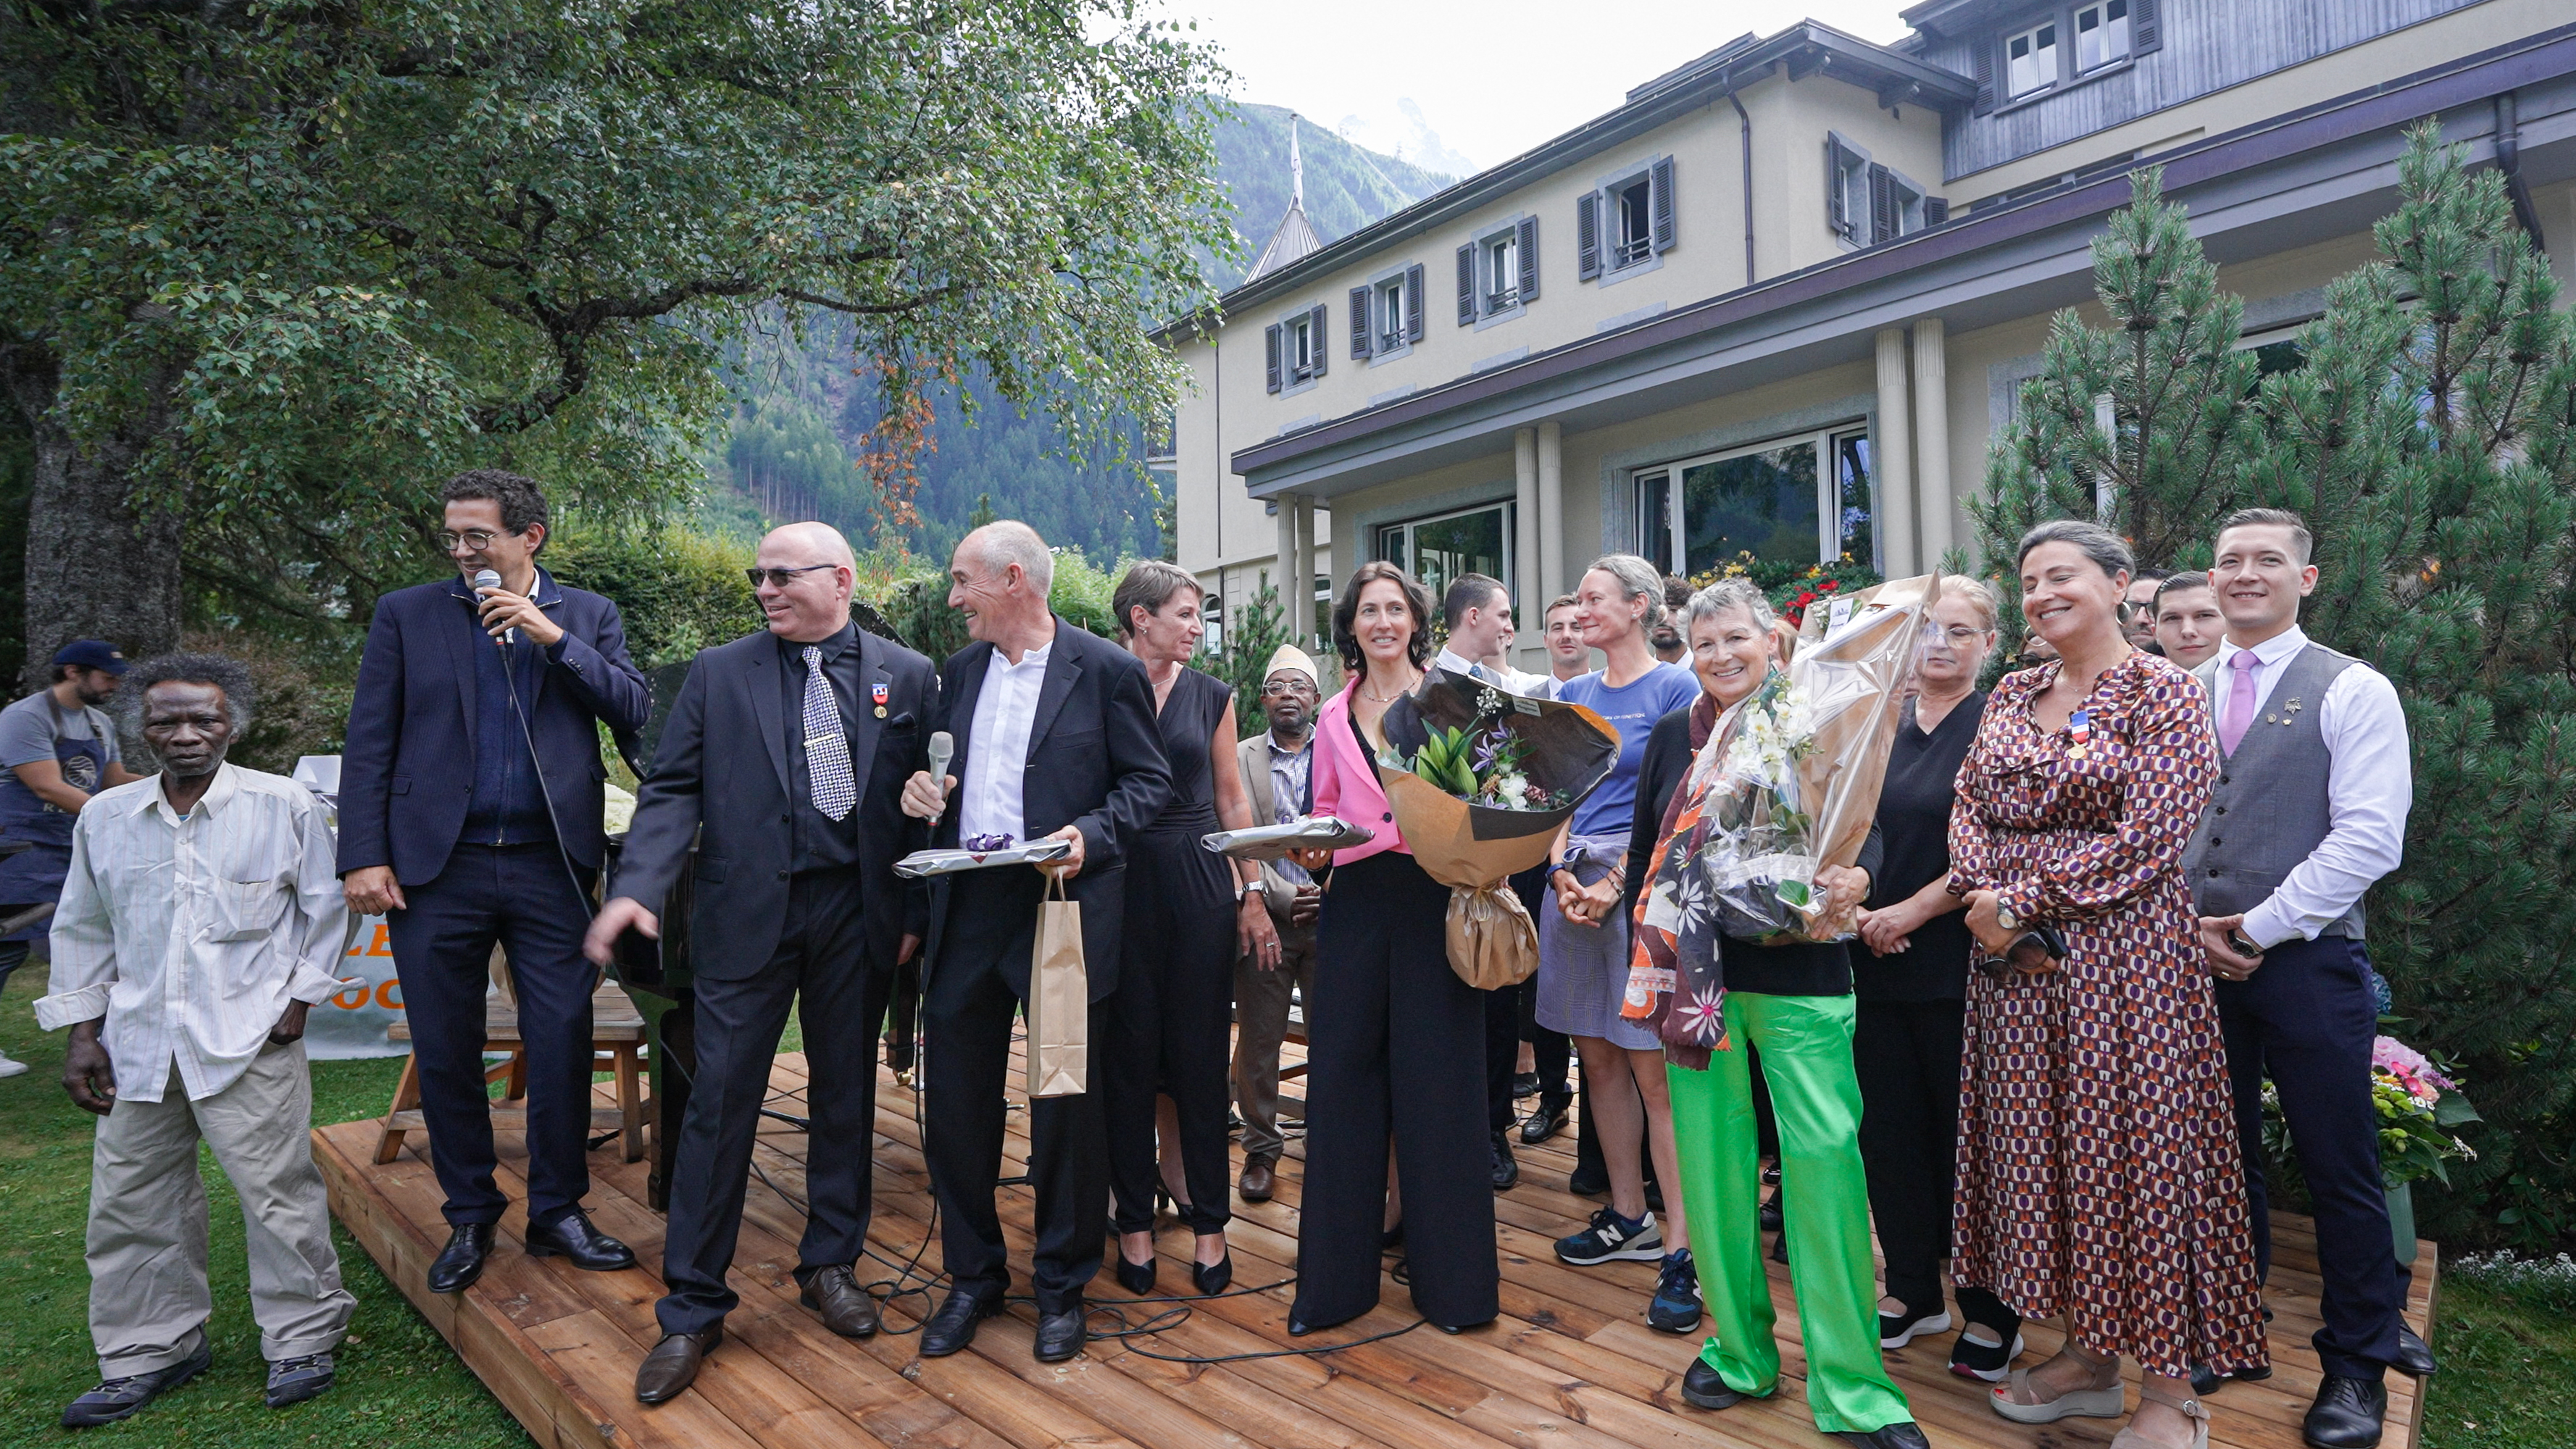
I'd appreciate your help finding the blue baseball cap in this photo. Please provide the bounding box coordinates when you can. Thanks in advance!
[51,640,129,675]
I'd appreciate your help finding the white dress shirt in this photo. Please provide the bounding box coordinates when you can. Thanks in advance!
[37,763,348,1103]
[2210,626,2413,948]
[958,638,1053,845]
[1433,647,1554,699]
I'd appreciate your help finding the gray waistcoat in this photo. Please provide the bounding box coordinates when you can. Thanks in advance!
[2183,642,2365,938]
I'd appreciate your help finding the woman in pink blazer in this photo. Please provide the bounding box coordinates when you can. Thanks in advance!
[1288,561,1500,1337]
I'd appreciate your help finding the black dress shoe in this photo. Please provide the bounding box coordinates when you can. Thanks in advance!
[62,1344,212,1427]
[636,1327,721,1404]
[428,1223,493,1294]
[919,1290,1002,1357]
[1490,1132,1520,1191]
[2191,1360,2275,1396]
[1512,1072,1541,1098]
[1833,1424,1930,1449]
[1193,1255,1233,1296]
[1567,1164,1608,1196]
[1521,1106,1569,1146]
[1680,1357,1747,1410]
[2390,1324,2438,1378]
[1758,1194,1783,1234]
[2304,1373,2387,1449]
[1033,1306,1087,1363]
[799,1264,880,1338]
[1114,1252,1157,1295]
[525,1210,636,1271]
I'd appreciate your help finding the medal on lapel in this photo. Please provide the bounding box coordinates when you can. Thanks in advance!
[2067,708,2092,759]
[872,681,890,719]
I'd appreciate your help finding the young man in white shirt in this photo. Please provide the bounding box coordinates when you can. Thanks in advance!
[38,654,354,1427]
[2183,510,2431,1449]
[1543,594,1593,687]
[1433,573,1552,697]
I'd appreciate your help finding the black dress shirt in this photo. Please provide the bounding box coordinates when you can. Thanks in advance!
[779,622,864,874]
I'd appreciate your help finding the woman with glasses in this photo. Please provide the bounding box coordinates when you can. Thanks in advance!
[1101,561,1277,1298]
[1851,580,2025,1381]
[1950,521,2264,1449]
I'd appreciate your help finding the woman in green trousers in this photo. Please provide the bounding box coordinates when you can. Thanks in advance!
[1622,580,1926,1449]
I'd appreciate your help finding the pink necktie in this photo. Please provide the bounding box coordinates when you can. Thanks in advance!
[2219,650,2260,756]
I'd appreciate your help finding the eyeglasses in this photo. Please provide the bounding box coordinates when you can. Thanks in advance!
[1933,625,1988,646]
[436,530,503,552]
[1259,680,1317,698]
[746,564,841,589]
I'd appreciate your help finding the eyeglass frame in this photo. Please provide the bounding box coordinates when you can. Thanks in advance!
[745,564,843,589]
[435,528,510,552]
[1259,677,1320,698]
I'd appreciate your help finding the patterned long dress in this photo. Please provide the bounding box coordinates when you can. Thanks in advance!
[1946,652,2268,1379]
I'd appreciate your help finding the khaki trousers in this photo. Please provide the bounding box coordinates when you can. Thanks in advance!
[86,1042,354,1376]
[1231,924,1317,1163]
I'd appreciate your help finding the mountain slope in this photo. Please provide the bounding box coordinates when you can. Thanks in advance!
[1206,102,1456,292]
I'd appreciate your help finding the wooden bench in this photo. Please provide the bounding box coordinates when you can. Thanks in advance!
[374,948,651,1165]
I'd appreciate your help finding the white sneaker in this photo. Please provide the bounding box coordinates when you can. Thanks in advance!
[0,1051,28,1079]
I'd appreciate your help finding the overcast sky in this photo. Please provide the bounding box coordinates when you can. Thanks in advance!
[1151,1,1916,178]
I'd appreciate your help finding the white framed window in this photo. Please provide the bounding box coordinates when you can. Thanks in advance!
[1484,233,1519,314]
[1375,501,1516,606]
[1265,302,1327,393]
[2075,0,2130,71]
[1577,159,1671,283]
[1459,216,1539,325]
[1289,312,1318,378]
[1611,175,1655,270]
[1827,139,1870,244]
[1376,276,1407,354]
[2006,20,2058,98]
[1632,425,1877,576]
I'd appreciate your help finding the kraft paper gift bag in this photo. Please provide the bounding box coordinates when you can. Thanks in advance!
[1023,873,1089,1098]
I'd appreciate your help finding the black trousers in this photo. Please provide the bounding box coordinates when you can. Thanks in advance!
[385,843,596,1227]
[1103,832,1235,1235]
[923,869,1109,1315]
[1504,865,1572,1115]
[2217,935,2408,1381]
[1484,984,1522,1134]
[1853,995,2019,1334]
[656,867,891,1335]
[1294,852,1499,1331]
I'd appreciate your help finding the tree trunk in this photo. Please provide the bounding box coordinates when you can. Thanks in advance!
[4,346,185,694]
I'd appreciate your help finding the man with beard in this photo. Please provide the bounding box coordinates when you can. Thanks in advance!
[1229,646,1325,1203]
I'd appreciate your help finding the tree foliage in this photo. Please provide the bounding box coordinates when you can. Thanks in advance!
[1,0,1232,685]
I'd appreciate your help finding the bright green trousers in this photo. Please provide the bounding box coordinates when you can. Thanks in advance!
[1665,991,1914,1436]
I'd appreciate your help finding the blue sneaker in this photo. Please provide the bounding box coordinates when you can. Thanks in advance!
[1646,1249,1701,1333]
[1554,1207,1662,1266]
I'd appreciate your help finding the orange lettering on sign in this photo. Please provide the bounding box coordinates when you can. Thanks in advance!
[333,978,371,1010]
[375,978,403,1011]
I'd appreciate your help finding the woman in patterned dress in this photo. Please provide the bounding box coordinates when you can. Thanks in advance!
[1948,521,2267,1449]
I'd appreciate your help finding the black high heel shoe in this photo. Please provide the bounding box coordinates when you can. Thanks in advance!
[1192,1255,1233,1296]
[1114,1251,1157,1295]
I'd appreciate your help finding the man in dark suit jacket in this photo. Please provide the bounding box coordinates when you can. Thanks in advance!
[587,522,935,1403]
[340,469,651,1293]
[898,521,1171,1365]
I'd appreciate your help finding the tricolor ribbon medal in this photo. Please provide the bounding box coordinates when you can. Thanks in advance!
[2067,708,2092,759]
[871,681,890,719]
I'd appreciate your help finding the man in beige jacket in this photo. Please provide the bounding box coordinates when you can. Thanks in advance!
[1230,646,1324,1202]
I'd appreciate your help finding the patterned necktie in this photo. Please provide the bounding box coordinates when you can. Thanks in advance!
[801,646,856,821]
[2218,648,2261,756]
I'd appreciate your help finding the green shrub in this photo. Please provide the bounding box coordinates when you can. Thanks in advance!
[543,525,764,669]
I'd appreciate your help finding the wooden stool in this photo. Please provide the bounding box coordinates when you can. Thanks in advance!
[374,948,652,1165]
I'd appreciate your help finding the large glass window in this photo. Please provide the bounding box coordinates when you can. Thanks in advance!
[1633,425,1876,575]
[1376,502,1513,610]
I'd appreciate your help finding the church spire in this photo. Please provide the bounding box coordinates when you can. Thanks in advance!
[1290,112,1304,209]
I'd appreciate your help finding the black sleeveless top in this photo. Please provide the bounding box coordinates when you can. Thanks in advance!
[1144,667,1230,836]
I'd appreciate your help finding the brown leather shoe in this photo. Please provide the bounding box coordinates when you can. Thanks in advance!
[635,1327,721,1405]
[799,1264,880,1338]
[1239,1157,1276,1203]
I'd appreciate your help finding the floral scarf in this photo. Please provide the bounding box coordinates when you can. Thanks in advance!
[1622,685,1754,1071]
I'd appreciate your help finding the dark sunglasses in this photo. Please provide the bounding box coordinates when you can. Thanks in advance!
[746,564,840,589]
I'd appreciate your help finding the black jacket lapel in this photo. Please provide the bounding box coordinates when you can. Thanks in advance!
[845,630,888,809]
[1023,618,1083,763]
[746,642,791,799]
[442,580,481,768]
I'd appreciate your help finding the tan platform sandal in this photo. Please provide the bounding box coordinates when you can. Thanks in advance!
[2109,1381,2211,1449]
[1990,1343,2127,1424]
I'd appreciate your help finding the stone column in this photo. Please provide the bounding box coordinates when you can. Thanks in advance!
[1538,420,1565,604]
[1912,318,1952,570]
[1515,426,1542,672]
[1873,327,1917,575]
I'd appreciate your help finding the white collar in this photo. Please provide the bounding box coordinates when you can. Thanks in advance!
[2217,625,2309,670]
[148,761,237,824]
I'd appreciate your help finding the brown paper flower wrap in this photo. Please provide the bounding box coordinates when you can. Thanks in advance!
[1376,670,1620,989]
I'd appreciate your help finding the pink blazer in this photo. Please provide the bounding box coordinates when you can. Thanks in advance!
[1312,685,1409,864]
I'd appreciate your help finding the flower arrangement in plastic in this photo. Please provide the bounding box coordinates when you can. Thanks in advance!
[2262,1032,2480,1189]
[1388,685,1577,813]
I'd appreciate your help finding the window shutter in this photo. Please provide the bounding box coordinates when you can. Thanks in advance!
[1456,244,1477,325]
[2131,0,2163,56]
[1972,38,1996,114]
[1650,156,1677,254]
[1577,192,1601,280]
[1265,323,1282,393]
[1826,139,1851,239]
[1308,304,1328,375]
[1404,263,1425,343]
[1869,163,1896,245]
[1515,216,1540,303]
[1349,287,1374,357]
[1924,196,1948,227]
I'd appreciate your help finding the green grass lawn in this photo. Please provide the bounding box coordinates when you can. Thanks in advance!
[2,963,2567,1448]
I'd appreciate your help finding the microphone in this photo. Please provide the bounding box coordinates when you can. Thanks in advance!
[928,730,953,787]
[472,568,516,646]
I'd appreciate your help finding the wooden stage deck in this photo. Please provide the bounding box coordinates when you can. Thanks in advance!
[316,1045,2437,1449]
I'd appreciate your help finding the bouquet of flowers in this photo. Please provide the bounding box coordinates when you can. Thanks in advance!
[2266,1034,2480,1190]
[1393,690,1580,813]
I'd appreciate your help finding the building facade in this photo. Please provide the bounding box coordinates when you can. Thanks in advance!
[1161,0,2576,676]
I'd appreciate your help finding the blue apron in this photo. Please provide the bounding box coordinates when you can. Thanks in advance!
[0,698,111,939]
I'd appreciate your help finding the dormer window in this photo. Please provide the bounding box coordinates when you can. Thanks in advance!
[2006,21,2057,97]
[2075,0,2130,71]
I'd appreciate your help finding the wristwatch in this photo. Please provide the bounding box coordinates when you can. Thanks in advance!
[1994,901,2022,932]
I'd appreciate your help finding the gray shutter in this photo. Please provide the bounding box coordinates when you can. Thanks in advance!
[1869,163,1896,245]
[1308,304,1327,376]
[1456,244,1477,325]
[1826,139,1851,240]
[1972,38,1996,114]
[1404,263,1425,343]
[1649,156,1677,254]
[1516,216,1539,302]
[1265,323,1282,393]
[2130,0,2163,57]
[1349,286,1373,358]
[1924,196,1948,227]
[1577,192,1601,280]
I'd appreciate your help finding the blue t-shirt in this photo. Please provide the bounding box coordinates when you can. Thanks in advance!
[1557,664,1700,838]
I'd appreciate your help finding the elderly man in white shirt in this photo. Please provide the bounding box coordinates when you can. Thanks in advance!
[36,654,354,1429]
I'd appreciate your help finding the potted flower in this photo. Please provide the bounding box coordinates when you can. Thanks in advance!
[2262,1033,2479,1264]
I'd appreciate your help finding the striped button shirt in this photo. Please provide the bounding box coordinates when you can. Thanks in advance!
[37,762,347,1103]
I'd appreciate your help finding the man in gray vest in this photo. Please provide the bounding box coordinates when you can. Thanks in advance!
[2185,508,2432,1449]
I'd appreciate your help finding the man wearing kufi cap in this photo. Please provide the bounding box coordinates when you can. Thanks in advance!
[1228,644,1325,1202]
